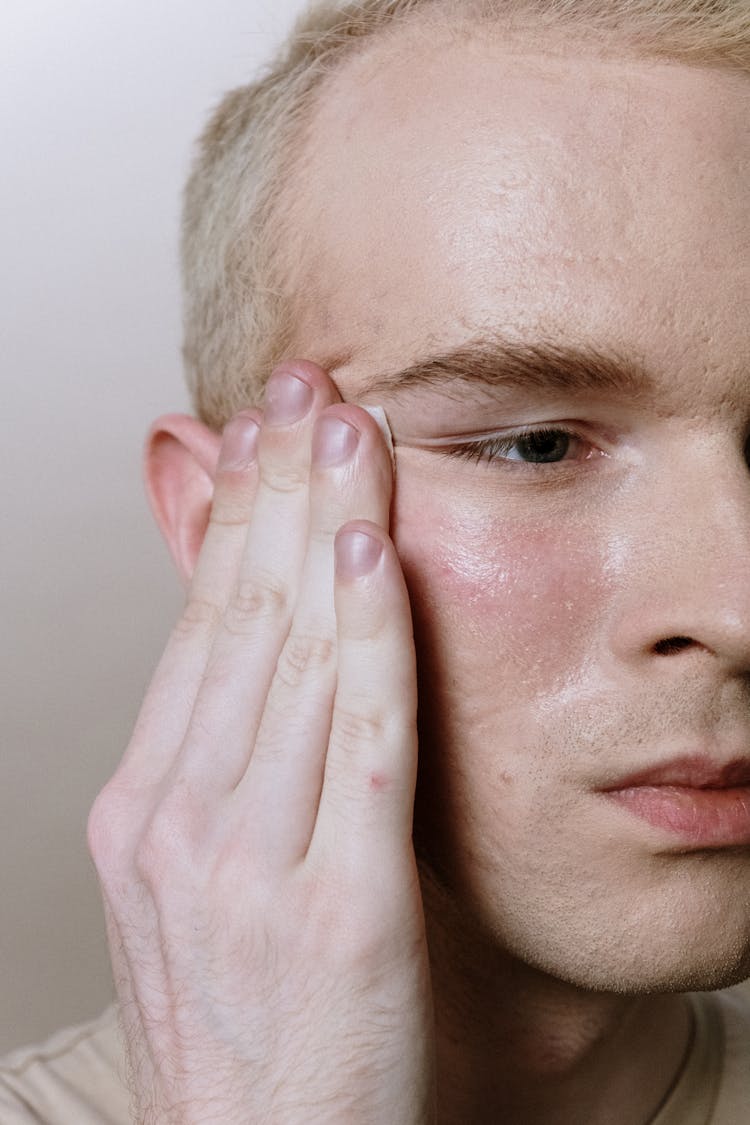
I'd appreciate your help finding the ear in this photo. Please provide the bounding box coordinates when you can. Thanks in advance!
[144,413,222,588]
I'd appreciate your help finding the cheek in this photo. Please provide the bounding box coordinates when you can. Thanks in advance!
[392,484,612,700]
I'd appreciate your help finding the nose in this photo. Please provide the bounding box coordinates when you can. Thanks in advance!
[607,445,750,676]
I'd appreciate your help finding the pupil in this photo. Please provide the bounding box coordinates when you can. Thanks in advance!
[518,432,570,463]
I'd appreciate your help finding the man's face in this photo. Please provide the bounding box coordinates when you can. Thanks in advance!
[289,28,750,991]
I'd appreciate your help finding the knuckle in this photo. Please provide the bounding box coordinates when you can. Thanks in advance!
[275,633,335,689]
[174,597,222,639]
[208,483,255,528]
[133,830,167,886]
[301,866,397,967]
[259,459,307,494]
[224,573,289,634]
[309,525,337,551]
[332,706,387,749]
[86,779,134,877]
[86,790,115,867]
[134,788,202,885]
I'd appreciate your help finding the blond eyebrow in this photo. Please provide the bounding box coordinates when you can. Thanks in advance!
[353,334,657,403]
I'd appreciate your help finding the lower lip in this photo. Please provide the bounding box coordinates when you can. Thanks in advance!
[604,785,750,847]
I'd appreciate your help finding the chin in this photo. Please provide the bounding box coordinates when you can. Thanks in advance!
[420,831,750,997]
[496,851,750,996]
[529,937,750,997]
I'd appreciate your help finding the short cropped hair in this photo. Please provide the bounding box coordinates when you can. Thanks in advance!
[181,0,750,430]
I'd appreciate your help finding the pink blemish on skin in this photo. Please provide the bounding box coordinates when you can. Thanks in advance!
[368,772,391,794]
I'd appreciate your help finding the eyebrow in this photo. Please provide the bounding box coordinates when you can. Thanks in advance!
[350,333,658,404]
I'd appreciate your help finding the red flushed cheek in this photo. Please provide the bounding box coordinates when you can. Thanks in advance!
[393,490,613,695]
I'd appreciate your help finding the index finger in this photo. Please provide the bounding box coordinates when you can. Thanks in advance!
[309,520,419,867]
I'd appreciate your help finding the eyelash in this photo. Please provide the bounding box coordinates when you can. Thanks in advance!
[444,426,600,471]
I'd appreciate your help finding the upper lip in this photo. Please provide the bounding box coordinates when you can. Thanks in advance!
[602,754,750,791]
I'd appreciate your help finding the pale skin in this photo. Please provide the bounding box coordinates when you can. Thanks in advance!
[88,26,750,1125]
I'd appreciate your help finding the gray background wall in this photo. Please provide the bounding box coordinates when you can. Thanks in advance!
[1,0,307,1055]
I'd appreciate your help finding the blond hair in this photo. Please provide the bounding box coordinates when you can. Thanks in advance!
[181,0,750,430]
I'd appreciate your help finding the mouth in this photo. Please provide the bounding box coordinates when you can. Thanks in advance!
[599,754,750,848]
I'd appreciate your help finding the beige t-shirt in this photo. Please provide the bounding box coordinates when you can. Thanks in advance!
[1,986,748,1123]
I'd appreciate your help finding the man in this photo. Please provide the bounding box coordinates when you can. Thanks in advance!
[3,0,750,1121]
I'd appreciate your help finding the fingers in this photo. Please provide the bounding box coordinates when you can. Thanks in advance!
[308,519,419,867]
[115,409,263,786]
[232,406,394,863]
[115,351,414,892]
[174,363,342,794]
[188,410,263,607]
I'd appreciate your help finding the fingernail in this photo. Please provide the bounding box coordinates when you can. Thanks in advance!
[335,529,383,580]
[361,405,396,471]
[264,369,314,426]
[218,414,259,471]
[313,415,360,467]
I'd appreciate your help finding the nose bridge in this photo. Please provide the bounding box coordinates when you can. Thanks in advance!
[612,443,750,667]
[665,454,748,578]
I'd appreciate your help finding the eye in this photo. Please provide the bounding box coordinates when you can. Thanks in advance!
[445,426,600,469]
[502,429,577,464]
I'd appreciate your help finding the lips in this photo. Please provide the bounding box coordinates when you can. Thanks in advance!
[605,755,750,791]
[600,754,750,847]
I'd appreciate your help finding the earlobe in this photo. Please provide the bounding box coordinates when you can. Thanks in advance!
[144,414,222,587]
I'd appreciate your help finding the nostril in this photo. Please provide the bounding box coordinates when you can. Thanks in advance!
[654,636,695,655]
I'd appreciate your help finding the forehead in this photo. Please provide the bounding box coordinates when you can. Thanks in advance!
[291,27,750,408]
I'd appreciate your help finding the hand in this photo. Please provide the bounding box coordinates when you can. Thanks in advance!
[87,362,436,1124]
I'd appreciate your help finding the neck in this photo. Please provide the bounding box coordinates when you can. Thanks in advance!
[419,864,692,1125]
